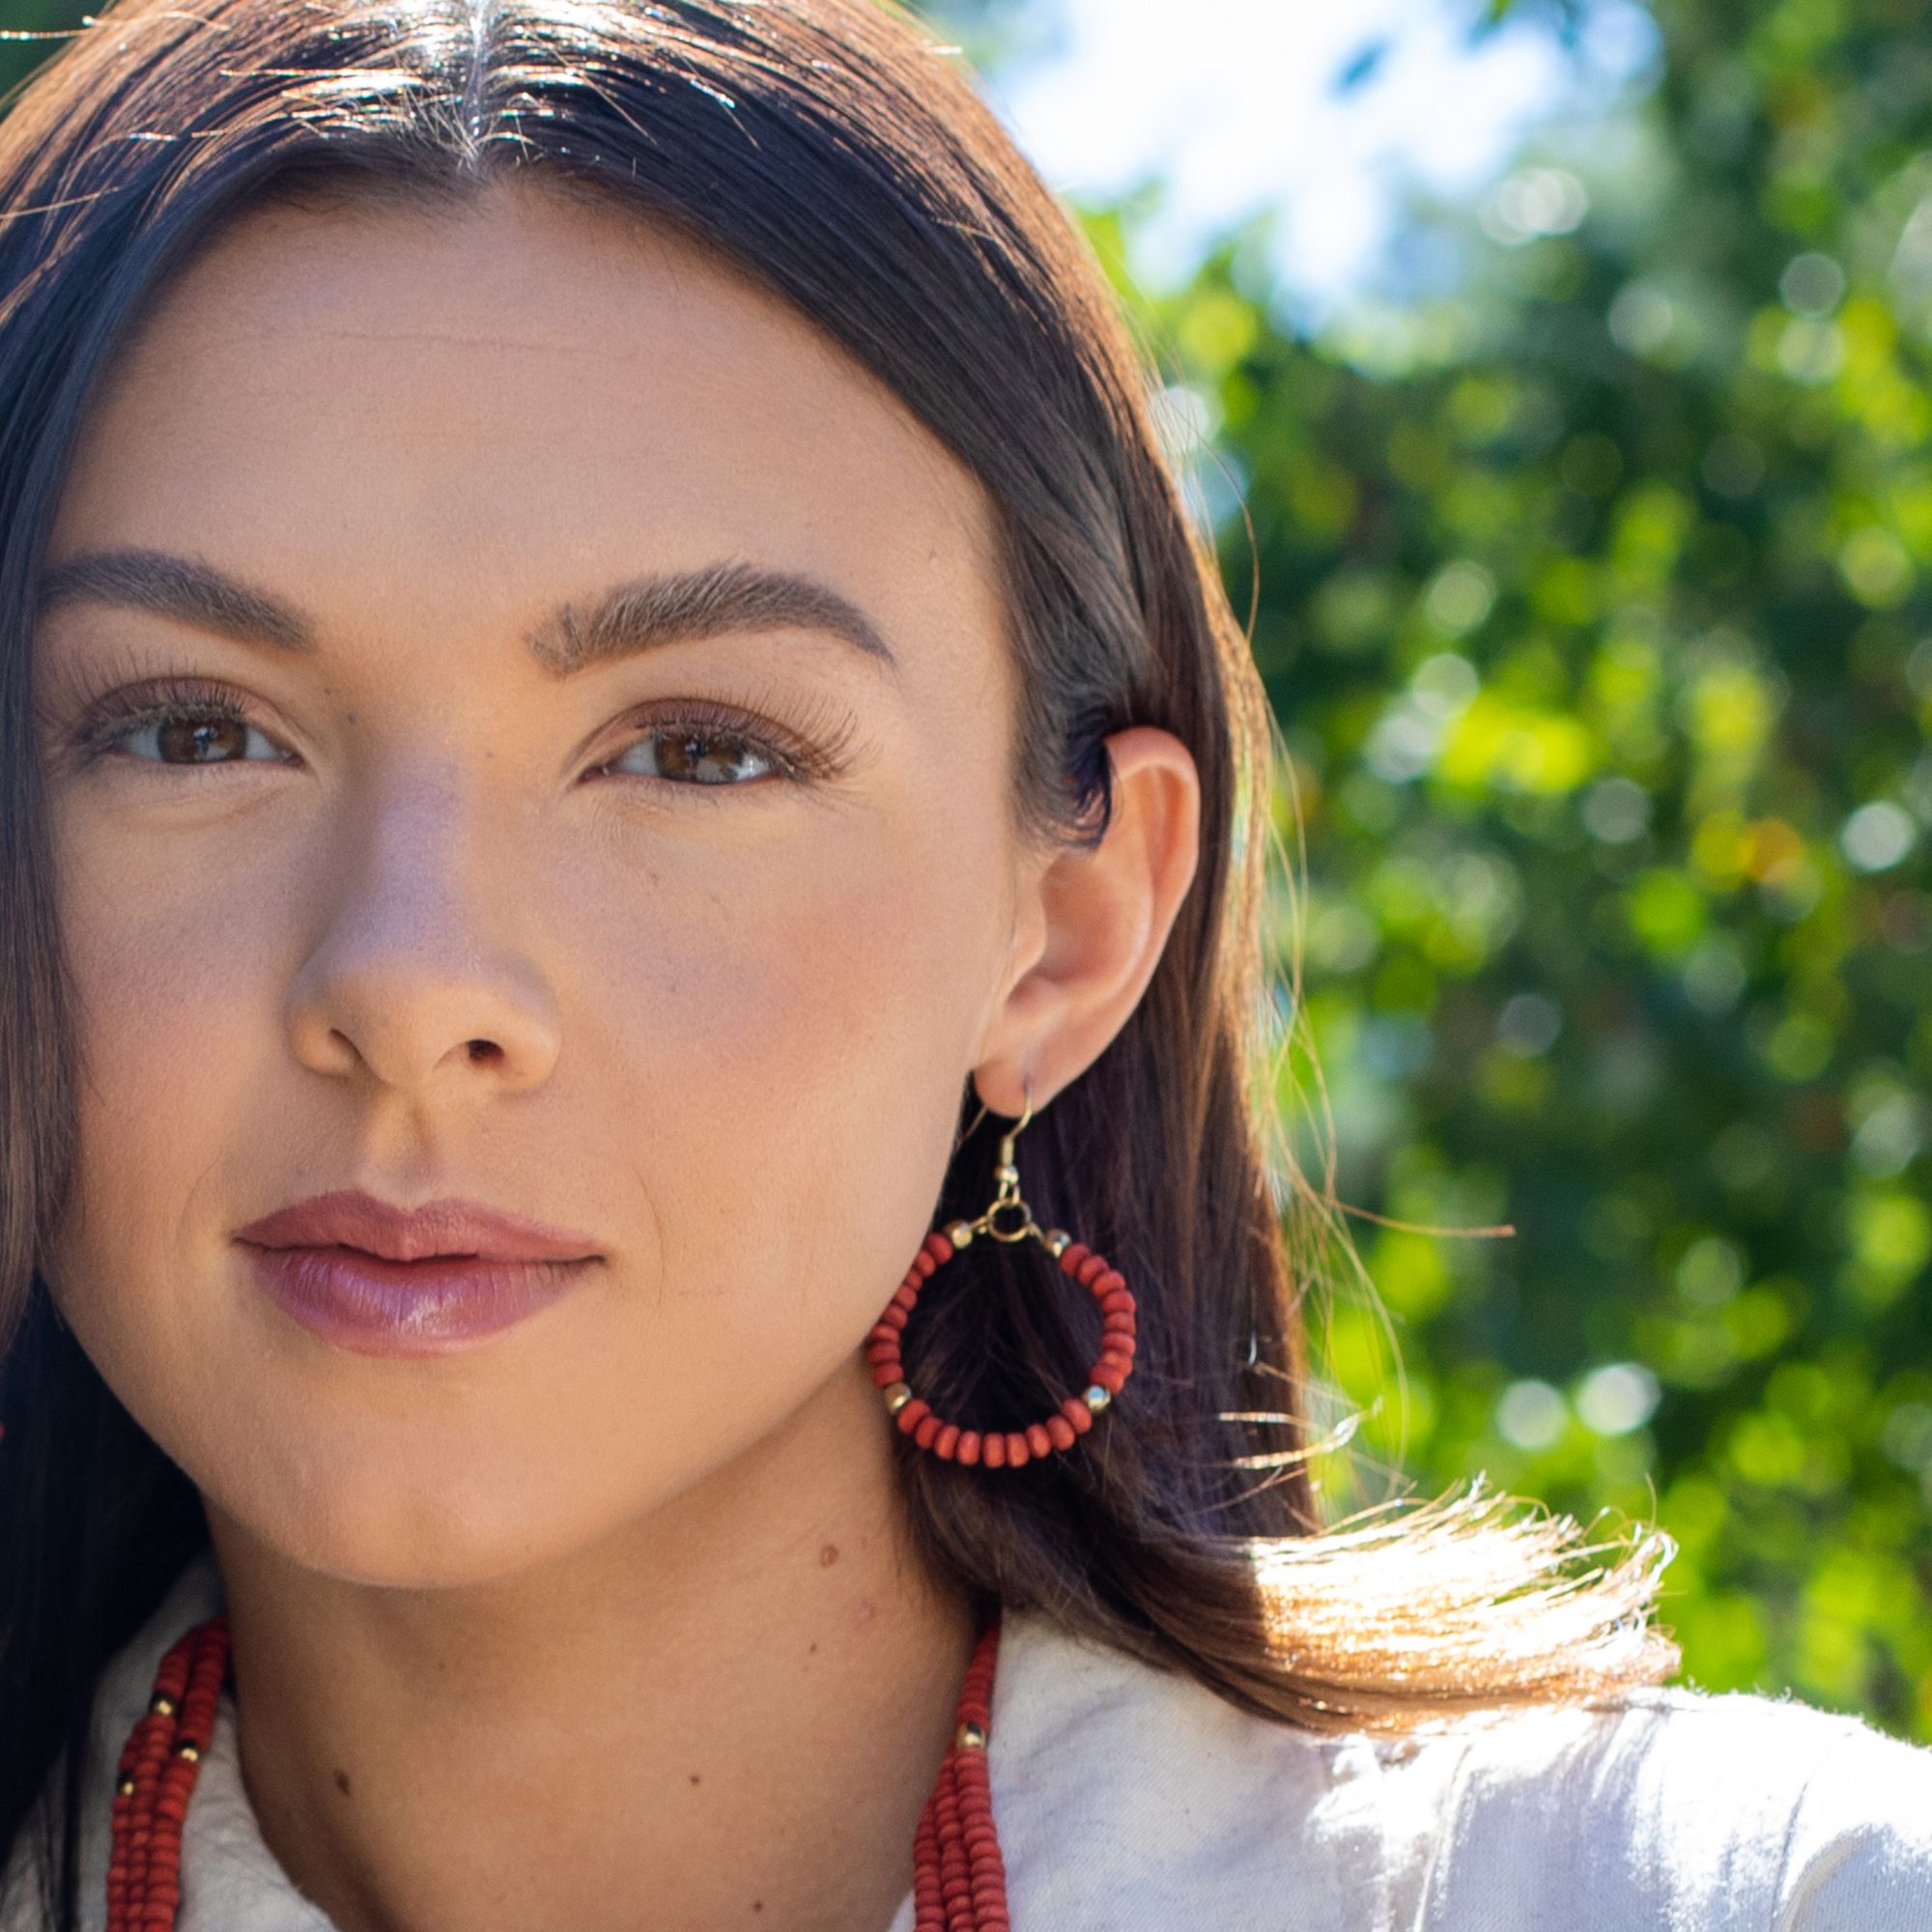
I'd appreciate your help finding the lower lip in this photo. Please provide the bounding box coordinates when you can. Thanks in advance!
[241,1243,598,1356]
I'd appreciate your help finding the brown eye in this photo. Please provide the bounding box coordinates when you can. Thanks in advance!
[71,680,290,769]
[611,723,780,787]
[588,696,836,794]
[145,713,258,764]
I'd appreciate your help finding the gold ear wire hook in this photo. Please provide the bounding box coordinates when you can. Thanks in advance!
[940,1077,1070,1257]
[955,1078,1033,1157]
[973,1079,1040,1243]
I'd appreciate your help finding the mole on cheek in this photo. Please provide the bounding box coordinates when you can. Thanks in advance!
[818,1543,839,1567]
[332,1769,352,1798]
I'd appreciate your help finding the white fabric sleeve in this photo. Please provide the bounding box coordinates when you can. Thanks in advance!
[1773,1710,1932,1930]
[1401,1686,1932,1930]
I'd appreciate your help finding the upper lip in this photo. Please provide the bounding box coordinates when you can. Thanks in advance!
[233,1190,601,1264]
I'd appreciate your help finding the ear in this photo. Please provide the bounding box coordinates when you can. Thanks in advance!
[970,724,1201,1117]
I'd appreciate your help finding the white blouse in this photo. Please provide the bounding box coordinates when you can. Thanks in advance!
[6,1544,1931,1930]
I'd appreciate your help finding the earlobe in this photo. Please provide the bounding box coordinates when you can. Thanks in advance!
[970,725,1201,1119]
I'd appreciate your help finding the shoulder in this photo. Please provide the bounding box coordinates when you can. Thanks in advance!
[1412,1681,1932,1930]
[987,1607,1932,1932]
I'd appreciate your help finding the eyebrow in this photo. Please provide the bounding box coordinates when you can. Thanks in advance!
[32,548,900,678]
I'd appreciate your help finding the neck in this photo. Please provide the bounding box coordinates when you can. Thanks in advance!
[203,1359,980,1932]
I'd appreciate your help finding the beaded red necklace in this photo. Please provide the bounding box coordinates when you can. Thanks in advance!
[109,1608,1010,1931]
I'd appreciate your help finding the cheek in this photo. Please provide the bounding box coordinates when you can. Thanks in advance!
[44,810,299,1327]
[554,805,998,1306]
[39,809,333,1520]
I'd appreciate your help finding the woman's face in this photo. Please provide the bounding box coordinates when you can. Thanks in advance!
[29,177,1127,1587]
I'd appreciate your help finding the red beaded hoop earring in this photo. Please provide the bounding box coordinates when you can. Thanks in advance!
[866,1081,1138,1467]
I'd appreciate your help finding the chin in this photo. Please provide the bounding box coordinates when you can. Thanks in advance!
[206,1440,621,1591]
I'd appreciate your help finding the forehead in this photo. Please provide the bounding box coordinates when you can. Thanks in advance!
[47,173,1002,672]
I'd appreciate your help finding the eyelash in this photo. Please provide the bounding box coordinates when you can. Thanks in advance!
[64,674,860,795]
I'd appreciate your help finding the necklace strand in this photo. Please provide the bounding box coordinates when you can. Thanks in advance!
[109,1608,1009,1932]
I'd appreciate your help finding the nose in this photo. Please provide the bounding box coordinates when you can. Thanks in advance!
[282,770,565,1099]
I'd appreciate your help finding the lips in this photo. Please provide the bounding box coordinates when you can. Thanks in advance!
[234,1190,600,1264]
[234,1189,602,1357]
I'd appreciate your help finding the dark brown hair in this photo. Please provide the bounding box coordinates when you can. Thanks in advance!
[0,3,1677,1925]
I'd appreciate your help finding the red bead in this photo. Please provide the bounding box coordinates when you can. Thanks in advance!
[841,1238,1089,1932]
[107,1616,234,1932]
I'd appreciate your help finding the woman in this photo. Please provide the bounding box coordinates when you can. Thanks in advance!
[0,0,1926,1926]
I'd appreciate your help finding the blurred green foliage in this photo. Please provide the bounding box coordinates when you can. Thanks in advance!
[1084,0,1932,1739]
